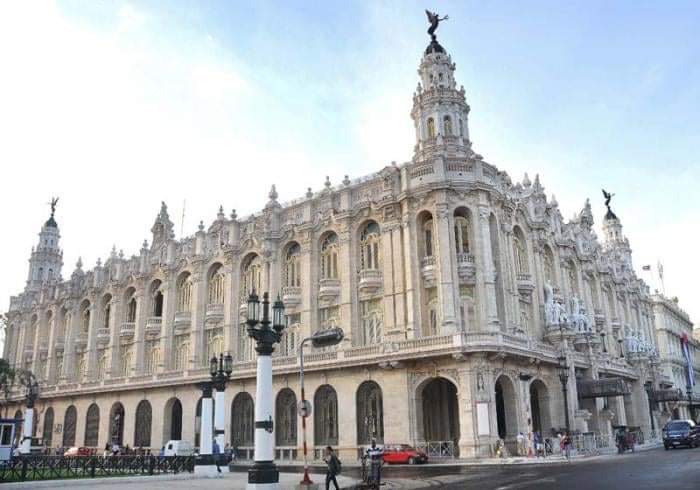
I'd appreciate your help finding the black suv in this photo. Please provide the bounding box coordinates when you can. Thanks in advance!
[663,420,700,449]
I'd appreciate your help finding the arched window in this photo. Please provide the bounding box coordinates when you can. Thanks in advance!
[241,255,262,300]
[84,403,100,447]
[126,296,137,323]
[356,381,384,445]
[150,280,164,318]
[443,115,453,136]
[454,213,470,255]
[427,117,436,138]
[97,352,108,379]
[422,216,434,258]
[275,389,297,446]
[284,243,301,287]
[42,407,54,448]
[77,353,88,380]
[208,264,225,305]
[360,222,381,270]
[231,393,255,447]
[177,273,193,312]
[109,403,125,446]
[81,303,91,332]
[314,385,338,446]
[62,405,77,447]
[102,295,111,330]
[145,341,160,374]
[567,260,579,297]
[361,299,382,345]
[206,330,224,361]
[134,400,152,447]
[120,347,132,377]
[426,298,439,337]
[513,228,528,274]
[174,336,189,371]
[321,233,339,280]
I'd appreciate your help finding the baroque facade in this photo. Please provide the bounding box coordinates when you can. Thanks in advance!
[3,32,684,459]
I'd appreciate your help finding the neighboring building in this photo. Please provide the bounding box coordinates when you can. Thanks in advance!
[652,295,699,421]
[3,28,671,459]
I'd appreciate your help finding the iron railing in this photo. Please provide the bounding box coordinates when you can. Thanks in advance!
[0,455,194,483]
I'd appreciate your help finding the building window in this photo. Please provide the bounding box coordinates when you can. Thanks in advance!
[356,381,384,445]
[153,291,164,317]
[81,306,90,333]
[126,297,137,323]
[321,233,339,279]
[443,115,452,136]
[177,273,193,313]
[208,264,225,304]
[360,299,383,345]
[120,347,132,377]
[97,352,108,380]
[427,117,436,138]
[84,403,100,447]
[314,385,338,446]
[360,222,381,270]
[206,329,224,361]
[543,247,556,286]
[238,323,253,361]
[231,393,255,447]
[103,302,111,329]
[134,400,152,447]
[460,285,476,331]
[513,231,528,274]
[174,336,189,371]
[319,306,340,333]
[62,405,77,447]
[145,341,160,374]
[275,389,297,446]
[423,218,434,257]
[284,243,301,287]
[279,314,300,357]
[77,353,88,380]
[241,255,262,302]
[454,216,470,255]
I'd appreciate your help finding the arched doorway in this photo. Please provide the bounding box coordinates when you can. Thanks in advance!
[42,407,54,447]
[356,381,384,445]
[275,389,297,447]
[84,404,100,447]
[134,400,152,448]
[109,402,125,446]
[231,392,254,448]
[529,380,551,435]
[495,375,518,440]
[63,405,77,447]
[314,385,338,446]
[163,398,183,442]
[419,377,459,457]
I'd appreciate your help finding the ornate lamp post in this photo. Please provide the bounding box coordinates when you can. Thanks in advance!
[210,352,233,452]
[246,291,285,489]
[20,379,39,454]
[298,327,344,488]
[557,356,571,433]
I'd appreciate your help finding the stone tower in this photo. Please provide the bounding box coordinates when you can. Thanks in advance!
[25,202,63,292]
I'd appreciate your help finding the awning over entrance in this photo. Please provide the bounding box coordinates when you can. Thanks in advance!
[577,378,630,399]
[651,389,683,403]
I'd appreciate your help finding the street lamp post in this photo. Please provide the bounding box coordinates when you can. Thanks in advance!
[298,327,344,489]
[20,379,39,454]
[246,291,286,489]
[557,356,570,433]
[210,352,233,451]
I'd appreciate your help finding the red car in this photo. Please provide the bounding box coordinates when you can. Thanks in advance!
[63,446,92,456]
[381,444,428,464]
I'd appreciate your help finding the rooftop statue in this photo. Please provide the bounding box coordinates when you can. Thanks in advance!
[425,10,448,41]
[49,196,59,216]
[602,189,614,212]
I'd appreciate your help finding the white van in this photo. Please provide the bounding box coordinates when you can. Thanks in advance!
[163,440,194,456]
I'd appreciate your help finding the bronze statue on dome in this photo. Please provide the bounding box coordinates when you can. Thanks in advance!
[425,10,448,41]
[49,197,59,217]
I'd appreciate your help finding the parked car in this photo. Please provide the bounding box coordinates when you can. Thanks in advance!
[163,440,194,456]
[381,444,428,464]
[662,420,700,449]
[63,446,92,456]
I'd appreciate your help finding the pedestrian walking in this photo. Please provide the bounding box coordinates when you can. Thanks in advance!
[366,439,383,488]
[561,432,572,461]
[323,446,341,490]
[212,438,222,474]
[534,431,544,458]
[516,432,525,456]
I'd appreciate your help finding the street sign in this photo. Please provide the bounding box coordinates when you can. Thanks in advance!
[298,400,312,418]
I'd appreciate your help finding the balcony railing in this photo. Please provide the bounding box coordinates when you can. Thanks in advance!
[456,253,476,283]
[145,317,162,336]
[516,272,535,293]
[421,256,437,285]
[96,328,110,344]
[282,286,302,307]
[174,311,191,329]
[119,322,135,337]
[205,303,224,323]
[358,269,382,295]
[75,332,88,346]
[318,278,341,302]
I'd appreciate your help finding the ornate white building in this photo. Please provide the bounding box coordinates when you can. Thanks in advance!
[3,31,677,459]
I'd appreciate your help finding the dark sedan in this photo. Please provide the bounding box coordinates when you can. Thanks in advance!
[663,420,700,449]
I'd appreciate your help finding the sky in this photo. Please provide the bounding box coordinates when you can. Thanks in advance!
[0,1,698,332]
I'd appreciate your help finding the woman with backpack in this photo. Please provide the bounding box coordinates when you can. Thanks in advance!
[323,446,341,490]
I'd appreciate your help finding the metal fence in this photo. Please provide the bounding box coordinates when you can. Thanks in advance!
[0,455,194,483]
[413,440,456,458]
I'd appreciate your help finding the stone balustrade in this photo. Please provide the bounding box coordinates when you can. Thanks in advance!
[120,322,135,338]
[282,286,302,307]
[358,269,382,294]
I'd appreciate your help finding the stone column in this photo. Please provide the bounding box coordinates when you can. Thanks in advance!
[108,297,122,378]
[434,202,457,332]
[381,222,400,339]
[400,209,418,338]
[476,206,499,330]
[159,279,175,371]
[133,286,148,374]
[190,266,207,369]
[84,302,99,380]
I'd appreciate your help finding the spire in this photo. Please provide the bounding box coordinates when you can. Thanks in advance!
[151,201,174,247]
[26,198,64,291]
[217,205,225,221]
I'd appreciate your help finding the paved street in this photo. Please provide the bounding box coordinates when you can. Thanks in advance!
[399,447,700,489]
[6,447,700,489]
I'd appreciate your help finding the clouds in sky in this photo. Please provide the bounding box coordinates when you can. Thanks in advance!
[0,1,698,327]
